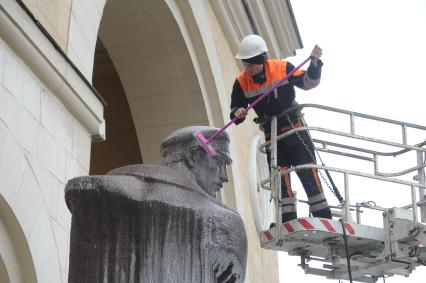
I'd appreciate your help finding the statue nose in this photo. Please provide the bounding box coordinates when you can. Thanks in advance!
[220,167,228,182]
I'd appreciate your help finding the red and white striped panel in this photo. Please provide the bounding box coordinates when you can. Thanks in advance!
[285,218,354,234]
[260,217,382,243]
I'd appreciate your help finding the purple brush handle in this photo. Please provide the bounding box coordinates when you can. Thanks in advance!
[206,56,311,143]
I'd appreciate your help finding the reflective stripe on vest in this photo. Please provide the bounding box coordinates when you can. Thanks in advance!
[236,59,304,99]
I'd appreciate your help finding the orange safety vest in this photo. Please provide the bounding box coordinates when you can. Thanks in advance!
[236,59,304,99]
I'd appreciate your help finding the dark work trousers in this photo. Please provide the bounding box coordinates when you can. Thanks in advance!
[266,125,329,215]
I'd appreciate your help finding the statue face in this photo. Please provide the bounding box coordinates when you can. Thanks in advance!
[190,149,231,198]
[160,126,232,197]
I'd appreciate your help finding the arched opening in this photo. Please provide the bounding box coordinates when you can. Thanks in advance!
[0,255,11,283]
[0,195,37,283]
[90,38,142,175]
[90,0,209,174]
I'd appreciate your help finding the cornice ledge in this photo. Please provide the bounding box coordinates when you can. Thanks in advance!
[0,0,105,141]
[210,0,303,59]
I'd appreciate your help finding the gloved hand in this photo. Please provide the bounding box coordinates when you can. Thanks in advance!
[234,107,248,119]
[310,45,322,67]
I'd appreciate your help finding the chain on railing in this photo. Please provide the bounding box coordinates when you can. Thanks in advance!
[283,113,344,204]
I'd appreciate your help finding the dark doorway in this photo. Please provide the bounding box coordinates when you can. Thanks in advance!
[90,38,142,175]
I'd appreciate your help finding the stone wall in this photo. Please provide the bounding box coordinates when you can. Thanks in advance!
[21,0,73,51]
[0,0,303,282]
[0,36,90,282]
[20,0,106,80]
[67,0,106,79]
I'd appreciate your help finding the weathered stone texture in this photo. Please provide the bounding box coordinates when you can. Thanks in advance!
[66,164,247,282]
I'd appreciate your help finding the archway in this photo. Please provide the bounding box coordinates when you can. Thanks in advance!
[0,195,37,283]
[89,0,239,209]
[91,38,143,174]
[0,255,10,283]
[91,0,209,171]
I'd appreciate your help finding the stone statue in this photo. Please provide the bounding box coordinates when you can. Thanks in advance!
[65,126,247,283]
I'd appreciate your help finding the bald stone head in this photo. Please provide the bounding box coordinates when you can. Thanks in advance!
[160,126,232,198]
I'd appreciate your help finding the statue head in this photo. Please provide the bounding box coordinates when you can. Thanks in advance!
[160,126,232,198]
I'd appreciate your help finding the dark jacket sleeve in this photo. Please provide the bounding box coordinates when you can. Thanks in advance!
[287,60,323,89]
[306,60,323,79]
[230,79,248,125]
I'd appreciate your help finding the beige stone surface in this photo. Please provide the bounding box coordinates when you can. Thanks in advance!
[0,37,89,282]
[90,40,142,174]
[22,0,72,51]
[99,0,209,166]
[0,0,303,282]
[0,195,37,283]
[67,0,106,79]
[0,0,105,138]
[203,2,280,282]
[95,1,281,281]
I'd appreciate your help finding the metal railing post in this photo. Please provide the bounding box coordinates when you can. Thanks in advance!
[355,202,361,224]
[256,104,426,233]
[343,173,350,222]
[270,116,282,243]
[402,124,407,145]
[411,185,418,222]
[350,114,355,135]
[416,150,426,221]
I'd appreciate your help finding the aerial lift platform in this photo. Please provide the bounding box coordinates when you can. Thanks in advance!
[249,104,426,282]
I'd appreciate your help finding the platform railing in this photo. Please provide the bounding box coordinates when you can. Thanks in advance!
[259,104,426,226]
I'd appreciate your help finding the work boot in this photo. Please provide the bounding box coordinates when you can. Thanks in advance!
[312,208,332,219]
[282,212,297,223]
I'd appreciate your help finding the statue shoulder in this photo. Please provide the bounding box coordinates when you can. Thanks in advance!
[65,164,230,212]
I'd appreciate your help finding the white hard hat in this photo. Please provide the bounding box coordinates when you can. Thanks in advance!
[235,34,268,59]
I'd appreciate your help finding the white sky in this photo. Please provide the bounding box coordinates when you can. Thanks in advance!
[278,1,426,282]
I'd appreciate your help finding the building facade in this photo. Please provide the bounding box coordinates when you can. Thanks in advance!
[0,0,302,282]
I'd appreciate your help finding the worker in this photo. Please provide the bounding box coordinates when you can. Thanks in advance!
[230,34,332,223]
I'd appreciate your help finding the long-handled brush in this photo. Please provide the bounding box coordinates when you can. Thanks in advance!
[195,56,311,156]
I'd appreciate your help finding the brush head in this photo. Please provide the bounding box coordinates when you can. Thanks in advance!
[194,131,216,156]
